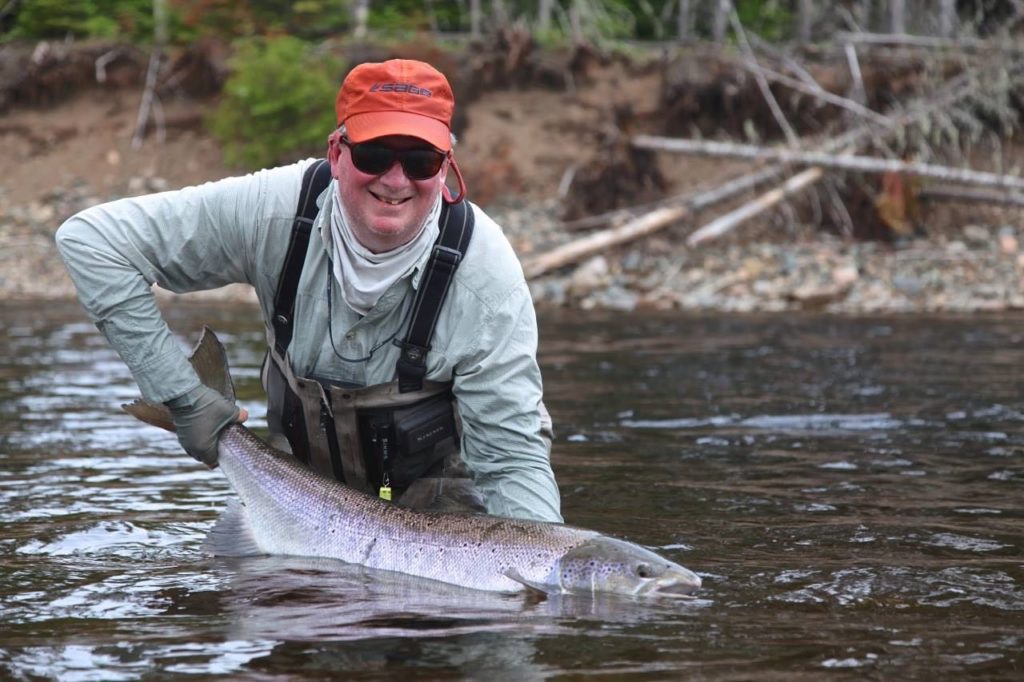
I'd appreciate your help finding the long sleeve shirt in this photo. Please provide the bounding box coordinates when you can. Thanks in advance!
[55,158,562,523]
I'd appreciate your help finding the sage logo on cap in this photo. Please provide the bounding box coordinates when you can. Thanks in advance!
[369,82,433,97]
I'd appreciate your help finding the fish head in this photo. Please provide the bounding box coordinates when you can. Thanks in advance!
[552,537,702,598]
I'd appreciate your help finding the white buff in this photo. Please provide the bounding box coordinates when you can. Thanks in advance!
[326,184,441,315]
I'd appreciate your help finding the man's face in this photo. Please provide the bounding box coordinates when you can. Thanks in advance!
[330,134,449,254]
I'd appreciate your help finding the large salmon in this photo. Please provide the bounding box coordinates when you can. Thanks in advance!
[124,328,701,598]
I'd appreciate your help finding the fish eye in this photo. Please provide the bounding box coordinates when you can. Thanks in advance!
[636,563,653,579]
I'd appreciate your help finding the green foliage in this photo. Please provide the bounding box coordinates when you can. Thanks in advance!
[2,0,349,43]
[365,0,462,33]
[208,35,343,168]
[6,0,155,41]
[169,0,349,40]
[734,0,793,43]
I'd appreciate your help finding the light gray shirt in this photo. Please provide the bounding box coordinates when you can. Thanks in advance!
[55,158,562,523]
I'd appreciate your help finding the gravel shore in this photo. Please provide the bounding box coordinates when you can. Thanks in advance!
[4,181,1023,315]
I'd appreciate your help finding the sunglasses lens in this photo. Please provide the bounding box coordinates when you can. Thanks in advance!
[347,141,445,180]
[350,143,396,176]
[401,149,445,180]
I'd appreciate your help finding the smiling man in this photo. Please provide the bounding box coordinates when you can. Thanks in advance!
[56,59,562,523]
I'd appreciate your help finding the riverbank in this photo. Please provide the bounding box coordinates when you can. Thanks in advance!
[4,180,1023,314]
[3,42,1022,314]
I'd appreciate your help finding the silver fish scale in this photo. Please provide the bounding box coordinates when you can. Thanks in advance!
[216,425,599,592]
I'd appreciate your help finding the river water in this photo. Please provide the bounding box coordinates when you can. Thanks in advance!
[1,301,1022,680]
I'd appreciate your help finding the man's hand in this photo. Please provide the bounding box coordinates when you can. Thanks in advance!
[164,385,247,467]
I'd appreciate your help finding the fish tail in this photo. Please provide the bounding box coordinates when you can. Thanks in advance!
[121,326,237,432]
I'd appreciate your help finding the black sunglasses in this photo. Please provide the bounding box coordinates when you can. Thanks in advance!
[341,138,447,180]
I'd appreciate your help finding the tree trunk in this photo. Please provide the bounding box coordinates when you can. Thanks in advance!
[538,0,554,33]
[569,0,583,42]
[677,0,693,43]
[132,0,167,149]
[353,0,369,39]
[890,0,906,34]
[797,0,813,44]
[491,0,508,29]
[470,0,482,38]
[711,0,729,43]
[938,0,957,37]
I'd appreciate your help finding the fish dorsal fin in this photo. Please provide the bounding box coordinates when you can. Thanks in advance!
[202,498,264,557]
[505,568,555,596]
[121,327,235,433]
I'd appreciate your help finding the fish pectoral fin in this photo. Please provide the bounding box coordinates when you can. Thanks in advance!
[504,569,555,596]
[122,399,176,432]
[202,498,265,557]
[122,327,234,433]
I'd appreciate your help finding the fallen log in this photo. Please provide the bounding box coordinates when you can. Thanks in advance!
[521,56,1022,279]
[686,167,825,247]
[522,205,689,279]
[918,185,1024,209]
[835,30,1024,54]
[632,136,1024,191]
[522,165,787,277]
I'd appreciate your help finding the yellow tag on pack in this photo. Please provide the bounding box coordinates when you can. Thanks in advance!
[378,486,392,501]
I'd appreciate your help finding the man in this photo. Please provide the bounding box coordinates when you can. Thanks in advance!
[56,59,562,523]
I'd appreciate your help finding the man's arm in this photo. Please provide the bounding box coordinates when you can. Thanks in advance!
[453,282,563,523]
[54,172,269,403]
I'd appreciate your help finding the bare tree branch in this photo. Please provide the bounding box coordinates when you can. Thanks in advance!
[734,59,891,127]
[727,4,799,146]
[632,136,1024,191]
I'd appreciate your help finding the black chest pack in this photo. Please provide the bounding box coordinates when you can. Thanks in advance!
[270,158,475,494]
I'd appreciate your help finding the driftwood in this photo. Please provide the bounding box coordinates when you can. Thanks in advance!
[632,136,1024,191]
[686,167,824,247]
[835,30,1024,54]
[522,205,690,279]
[521,55,1022,278]
[522,165,788,277]
[561,193,691,231]
[919,185,1024,209]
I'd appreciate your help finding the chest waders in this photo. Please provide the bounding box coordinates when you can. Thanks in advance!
[261,159,484,512]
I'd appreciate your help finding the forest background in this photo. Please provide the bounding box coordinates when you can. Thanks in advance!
[1,0,1023,313]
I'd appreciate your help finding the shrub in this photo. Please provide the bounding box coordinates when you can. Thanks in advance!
[5,0,155,41]
[208,35,343,168]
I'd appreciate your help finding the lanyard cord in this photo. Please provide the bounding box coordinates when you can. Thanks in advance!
[324,260,405,363]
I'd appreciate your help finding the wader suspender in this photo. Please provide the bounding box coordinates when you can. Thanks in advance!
[273,158,332,357]
[394,197,474,392]
[272,158,475,382]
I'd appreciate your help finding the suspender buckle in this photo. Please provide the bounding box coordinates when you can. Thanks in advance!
[432,244,462,269]
[395,340,430,393]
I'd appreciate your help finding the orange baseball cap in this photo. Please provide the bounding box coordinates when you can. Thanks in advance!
[335,59,454,152]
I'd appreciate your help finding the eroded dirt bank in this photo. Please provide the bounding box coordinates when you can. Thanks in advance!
[2,39,1022,313]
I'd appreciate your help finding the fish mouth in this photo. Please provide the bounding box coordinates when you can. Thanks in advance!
[644,570,703,599]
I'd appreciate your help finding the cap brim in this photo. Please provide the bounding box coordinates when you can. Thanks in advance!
[344,111,451,151]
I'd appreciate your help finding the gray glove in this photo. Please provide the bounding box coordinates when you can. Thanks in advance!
[164,385,240,467]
